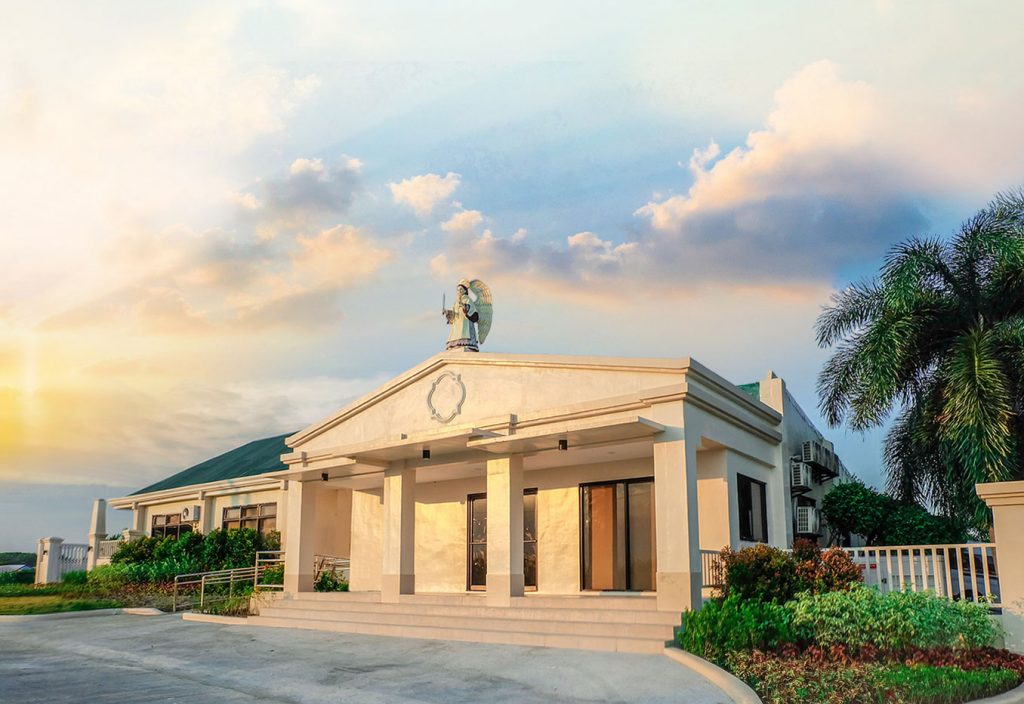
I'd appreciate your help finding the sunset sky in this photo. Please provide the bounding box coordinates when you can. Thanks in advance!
[3,1,1023,549]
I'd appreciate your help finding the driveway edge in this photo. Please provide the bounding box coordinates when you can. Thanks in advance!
[662,647,762,704]
[181,612,249,625]
[971,682,1024,704]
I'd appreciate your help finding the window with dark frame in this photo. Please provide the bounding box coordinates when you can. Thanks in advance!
[737,474,768,543]
[466,489,538,591]
[151,513,194,539]
[222,502,277,534]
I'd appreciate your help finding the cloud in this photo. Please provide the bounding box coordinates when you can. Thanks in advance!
[291,225,394,289]
[242,157,363,228]
[389,172,461,216]
[435,61,933,293]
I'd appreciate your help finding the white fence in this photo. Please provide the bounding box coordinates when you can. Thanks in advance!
[699,543,1000,608]
[842,544,1000,607]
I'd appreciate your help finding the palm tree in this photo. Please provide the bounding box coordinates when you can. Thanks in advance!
[816,190,1024,525]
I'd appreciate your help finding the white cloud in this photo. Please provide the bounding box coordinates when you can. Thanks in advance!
[389,172,461,216]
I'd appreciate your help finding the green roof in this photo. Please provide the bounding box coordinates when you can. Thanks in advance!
[737,382,761,401]
[133,433,295,495]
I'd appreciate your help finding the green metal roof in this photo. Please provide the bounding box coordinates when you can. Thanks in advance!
[133,433,295,496]
[737,382,761,401]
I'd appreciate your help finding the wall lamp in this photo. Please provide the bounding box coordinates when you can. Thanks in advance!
[422,448,431,460]
[321,472,329,482]
[558,439,568,451]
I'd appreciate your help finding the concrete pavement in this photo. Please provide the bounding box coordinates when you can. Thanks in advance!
[0,613,730,704]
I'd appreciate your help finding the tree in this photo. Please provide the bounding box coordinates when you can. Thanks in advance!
[821,481,968,545]
[816,190,1024,525]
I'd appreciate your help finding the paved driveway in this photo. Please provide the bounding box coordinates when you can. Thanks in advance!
[0,614,730,704]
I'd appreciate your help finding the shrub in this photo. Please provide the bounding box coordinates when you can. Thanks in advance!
[719,544,802,603]
[260,565,284,585]
[62,570,88,586]
[788,585,1000,654]
[0,569,35,586]
[314,571,349,592]
[111,535,165,564]
[726,650,1022,704]
[678,595,795,664]
[812,548,863,593]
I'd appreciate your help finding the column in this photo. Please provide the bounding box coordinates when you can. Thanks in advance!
[283,480,318,593]
[35,537,64,585]
[381,461,416,602]
[651,402,703,613]
[86,499,107,571]
[977,481,1024,653]
[199,492,217,535]
[486,455,524,606]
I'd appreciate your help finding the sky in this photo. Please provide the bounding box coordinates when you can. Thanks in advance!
[2,1,1023,550]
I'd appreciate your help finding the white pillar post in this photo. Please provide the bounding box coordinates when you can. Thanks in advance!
[651,401,702,613]
[283,480,318,593]
[35,537,64,584]
[977,481,1024,653]
[381,461,416,602]
[86,499,107,571]
[486,454,524,606]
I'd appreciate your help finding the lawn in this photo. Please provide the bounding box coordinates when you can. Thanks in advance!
[0,594,121,615]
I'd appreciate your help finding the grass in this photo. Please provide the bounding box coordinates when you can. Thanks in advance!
[0,595,121,615]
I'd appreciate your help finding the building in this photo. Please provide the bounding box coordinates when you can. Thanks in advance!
[107,350,854,615]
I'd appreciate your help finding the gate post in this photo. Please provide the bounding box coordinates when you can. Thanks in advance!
[977,481,1024,653]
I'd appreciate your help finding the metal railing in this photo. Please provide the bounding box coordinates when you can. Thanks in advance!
[314,554,350,583]
[842,544,1000,607]
[172,550,286,612]
[700,549,725,589]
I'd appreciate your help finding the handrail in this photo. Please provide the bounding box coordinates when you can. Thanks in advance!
[172,550,286,612]
[314,554,350,583]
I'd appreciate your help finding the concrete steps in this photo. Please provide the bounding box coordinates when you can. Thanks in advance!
[247,592,680,654]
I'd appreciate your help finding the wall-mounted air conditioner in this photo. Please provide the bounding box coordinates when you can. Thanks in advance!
[790,459,814,492]
[796,506,819,535]
[181,505,202,523]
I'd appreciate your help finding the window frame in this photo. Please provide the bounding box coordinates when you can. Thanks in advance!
[221,502,278,535]
[737,473,769,543]
[150,512,194,539]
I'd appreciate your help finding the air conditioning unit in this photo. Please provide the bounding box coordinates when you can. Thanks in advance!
[181,505,202,523]
[796,506,819,535]
[802,440,839,475]
[790,459,814,491]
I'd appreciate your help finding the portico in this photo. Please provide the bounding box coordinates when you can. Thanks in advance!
[269,351,784,615]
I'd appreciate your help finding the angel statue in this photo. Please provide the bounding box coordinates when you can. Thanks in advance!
[442,279,493,351]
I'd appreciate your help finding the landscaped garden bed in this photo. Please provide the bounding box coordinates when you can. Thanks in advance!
[678,541,1024,704]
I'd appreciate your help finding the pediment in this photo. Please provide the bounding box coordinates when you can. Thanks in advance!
[287,351,695,455]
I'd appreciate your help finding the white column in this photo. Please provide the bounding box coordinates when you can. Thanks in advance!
[35,537,64,584]
[199,492,216,535]
[381,461,416,602]
[977,481,1024,653]
[651,402,703,613]
[283,480,318,593]
[86,499,107,571]
[486,455,524,606]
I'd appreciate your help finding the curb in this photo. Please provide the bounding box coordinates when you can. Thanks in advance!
[0,607,163,623]
[972,682,1024,704]
[662,647,763,704]
[181,612,249,626]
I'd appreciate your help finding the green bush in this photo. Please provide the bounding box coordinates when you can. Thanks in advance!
[107,528,282,583]
[314,571,349,592]
[821,482,968,546]
[260,565,284,585]
[678,595,795,664]
[62,570,88,586]
[788,585,1000,654]
[719,544,802,603]
[0,569,35,585]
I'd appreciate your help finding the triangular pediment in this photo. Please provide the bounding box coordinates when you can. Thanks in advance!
[287,351,696,455]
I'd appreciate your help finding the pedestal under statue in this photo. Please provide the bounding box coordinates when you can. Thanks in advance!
[443,279,493,352]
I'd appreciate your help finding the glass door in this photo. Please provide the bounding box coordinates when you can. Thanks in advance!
[467,490,538,591]
[581,478,656,591]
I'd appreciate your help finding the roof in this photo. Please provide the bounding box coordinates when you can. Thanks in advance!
[133,433,296,496]
[737,382,761,401]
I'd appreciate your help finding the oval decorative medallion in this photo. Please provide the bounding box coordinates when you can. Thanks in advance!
[427,371,466,424]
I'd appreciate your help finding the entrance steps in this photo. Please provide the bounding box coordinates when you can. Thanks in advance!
[247,592,681,653]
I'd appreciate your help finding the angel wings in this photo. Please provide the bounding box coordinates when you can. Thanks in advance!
[466,279,493,345]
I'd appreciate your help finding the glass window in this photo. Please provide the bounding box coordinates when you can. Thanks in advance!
[467,490,538,591]
[737,474,768,543]
[151,513,193,539]
[221,503,278,535]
